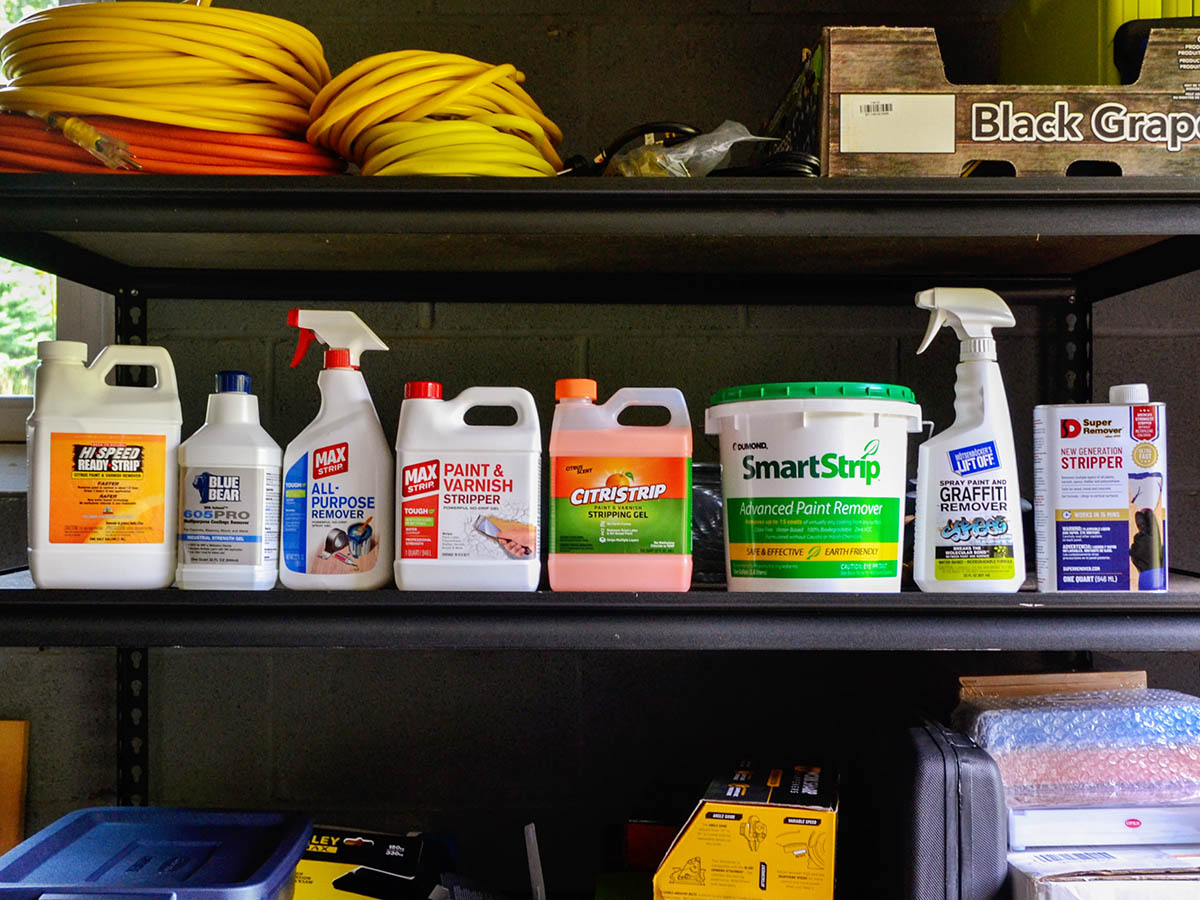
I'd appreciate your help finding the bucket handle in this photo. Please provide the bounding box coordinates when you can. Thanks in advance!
[88,345,178,396]
[446,386,538,428]
[606,387,691,429]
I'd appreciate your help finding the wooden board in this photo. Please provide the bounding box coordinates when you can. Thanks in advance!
[822,26,1200,176]
[959,670,1148,700]
[0,721,28,853]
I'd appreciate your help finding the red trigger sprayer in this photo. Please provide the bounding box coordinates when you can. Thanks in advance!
[280,308,392,590]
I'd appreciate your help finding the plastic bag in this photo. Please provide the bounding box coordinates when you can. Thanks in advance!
[606,120,774,177]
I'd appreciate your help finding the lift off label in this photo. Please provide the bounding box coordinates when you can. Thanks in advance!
[930,438,1017,582]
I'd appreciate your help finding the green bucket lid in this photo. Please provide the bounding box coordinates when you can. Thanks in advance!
[709,381,917,406]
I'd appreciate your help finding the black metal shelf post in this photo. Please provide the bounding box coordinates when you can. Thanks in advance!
[116,647,148,806]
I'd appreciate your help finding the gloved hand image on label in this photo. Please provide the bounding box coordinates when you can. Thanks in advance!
[473,514,535,558]
[1130,471,1166,590]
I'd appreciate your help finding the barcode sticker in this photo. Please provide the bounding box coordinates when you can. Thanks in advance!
[1031,851,1118,863]
[839,94,955,153]
[858,101,893,116]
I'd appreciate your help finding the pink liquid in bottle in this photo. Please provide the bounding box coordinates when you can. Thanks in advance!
[548,378,692,591]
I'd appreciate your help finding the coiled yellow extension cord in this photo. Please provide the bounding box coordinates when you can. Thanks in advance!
[0,0,330,138]
[308,50,564,176]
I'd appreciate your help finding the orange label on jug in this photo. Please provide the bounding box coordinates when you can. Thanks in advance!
[552,457,688,502]
[550,456,691,554]
[49,433,167,544]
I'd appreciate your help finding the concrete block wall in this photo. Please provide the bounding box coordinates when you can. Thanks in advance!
[152,297,1047,470]
[243,0,1009,161]
[0,649,116,833]
[1094,270,1200,575]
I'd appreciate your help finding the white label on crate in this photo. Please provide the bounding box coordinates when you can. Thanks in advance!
[839,93,955,153]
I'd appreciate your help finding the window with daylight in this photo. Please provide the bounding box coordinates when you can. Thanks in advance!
[0,0,57,395]
[0,0,115,440]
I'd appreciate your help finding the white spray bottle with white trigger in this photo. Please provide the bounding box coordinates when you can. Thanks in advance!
[913,287,1025,593]
[281,309,393,589]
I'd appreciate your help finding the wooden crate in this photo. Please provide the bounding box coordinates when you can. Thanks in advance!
[820,25,1200,176]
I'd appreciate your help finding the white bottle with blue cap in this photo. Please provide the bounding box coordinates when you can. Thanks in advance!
[177,370,282,590]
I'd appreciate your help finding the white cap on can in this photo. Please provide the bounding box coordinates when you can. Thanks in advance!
[1109,383,1150,404]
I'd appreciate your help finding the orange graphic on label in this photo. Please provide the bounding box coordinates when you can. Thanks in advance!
[49,433,166,544]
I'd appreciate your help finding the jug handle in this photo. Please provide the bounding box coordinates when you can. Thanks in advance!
[447,386,538,428]
[88,345,178,396]
[606,388,690,429]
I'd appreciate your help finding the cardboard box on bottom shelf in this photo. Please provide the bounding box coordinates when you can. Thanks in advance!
[294,826,447,900]
[653,763,837,900]
[1009,846,1200,899]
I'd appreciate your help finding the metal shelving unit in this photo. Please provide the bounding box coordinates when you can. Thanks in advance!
[2,174,1196,807]
[0,175,1196,647]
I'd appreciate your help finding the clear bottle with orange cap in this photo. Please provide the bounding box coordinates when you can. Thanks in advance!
[549,378,693,591]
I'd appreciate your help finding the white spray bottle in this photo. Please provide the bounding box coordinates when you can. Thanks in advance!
[913,287,1025,593]
[280,309,393,590]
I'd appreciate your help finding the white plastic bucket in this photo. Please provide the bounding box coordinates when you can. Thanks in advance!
[704,382,922,592]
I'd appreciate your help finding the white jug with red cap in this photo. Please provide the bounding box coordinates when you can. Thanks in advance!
[394,381,542,591]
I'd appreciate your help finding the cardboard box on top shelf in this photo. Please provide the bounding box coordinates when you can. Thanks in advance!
[764,25,1200,176]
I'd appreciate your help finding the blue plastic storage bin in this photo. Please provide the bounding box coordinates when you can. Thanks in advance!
[0,808,312,900]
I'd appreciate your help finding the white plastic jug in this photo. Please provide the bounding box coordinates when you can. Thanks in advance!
[177,371,281,591]
[395,382,541,591]
[27,341,182,589]
[549,380,693,591]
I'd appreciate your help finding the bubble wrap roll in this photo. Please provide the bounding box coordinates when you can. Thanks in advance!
[953,689,1200,808]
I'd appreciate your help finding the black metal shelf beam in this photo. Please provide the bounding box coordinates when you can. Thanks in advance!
[2,590,1200,650]
[1,176,1200,301]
